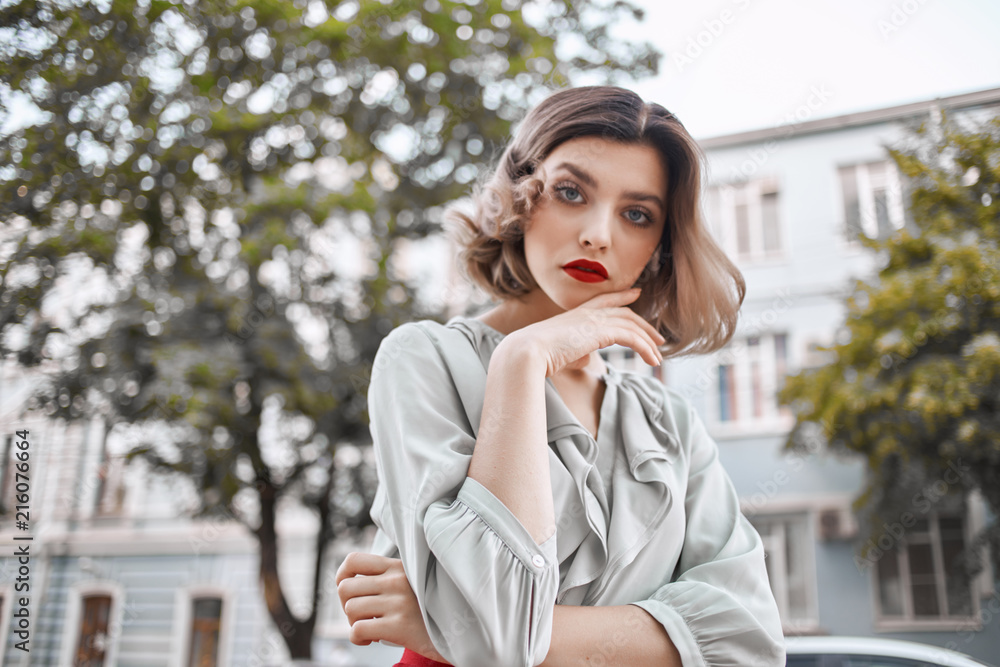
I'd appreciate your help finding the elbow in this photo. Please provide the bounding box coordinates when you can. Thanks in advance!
[747,632,786,667]
[434,620,552,667]
[428,594,554,667]
[442,645,526,667]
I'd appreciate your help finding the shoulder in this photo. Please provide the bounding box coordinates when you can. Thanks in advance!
[374,320,437,353]
[371,319,476,385]
[371,320,445,381]
[375,319,471,354]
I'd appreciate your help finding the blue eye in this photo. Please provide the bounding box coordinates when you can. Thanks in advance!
[558,186,581,201]
[554,180,654,227]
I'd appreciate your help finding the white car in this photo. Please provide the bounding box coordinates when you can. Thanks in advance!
[784,636,995,667]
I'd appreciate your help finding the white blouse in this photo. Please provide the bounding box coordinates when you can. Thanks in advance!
[367,315,785,667]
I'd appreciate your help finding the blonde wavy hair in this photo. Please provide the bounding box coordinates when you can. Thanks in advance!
[444,85,745,357]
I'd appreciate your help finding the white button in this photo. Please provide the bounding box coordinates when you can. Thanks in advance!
[531,554,545,568]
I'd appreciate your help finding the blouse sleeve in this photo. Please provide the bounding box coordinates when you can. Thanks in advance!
[629,398,786,667]
[366,322,559,667]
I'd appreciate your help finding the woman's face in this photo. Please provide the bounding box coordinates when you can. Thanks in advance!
[523,136,668,311]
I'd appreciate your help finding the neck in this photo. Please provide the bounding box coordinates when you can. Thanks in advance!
[476,290,607,376]
[478,289,564,335]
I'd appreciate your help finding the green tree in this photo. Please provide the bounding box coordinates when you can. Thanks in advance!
[780,112,1000,586]
[0,0,658,658]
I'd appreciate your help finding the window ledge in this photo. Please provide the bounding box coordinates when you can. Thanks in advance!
[874,618,982,633]
[735,254,791,269]
[782,620,823,636]
[709,415,795,440]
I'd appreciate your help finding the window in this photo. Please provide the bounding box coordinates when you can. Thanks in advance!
[874,512,976,627]
[0,588,10,652]
[0,434,13,513]
[713,333,790,427]
[188,597,224,667]
[843,658,940,667]
[717,363,737,422]
[59,584,123,667]
[705,178,784,262]
[784,658,821,667]
[801,337,836,370]
[75,594,112,666]
[838,160,905,241]
[752,513,818,632]
[94,442,126,516]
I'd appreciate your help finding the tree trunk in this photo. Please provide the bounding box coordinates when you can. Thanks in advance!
[254,473,317,659]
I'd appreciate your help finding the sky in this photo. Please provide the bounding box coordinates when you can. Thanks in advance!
[4,1,999,146]
[607,0,1000,140]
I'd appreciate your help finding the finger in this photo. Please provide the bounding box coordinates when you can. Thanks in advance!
[338,572,389,602]
[631,331,663,367]
[344,594,387,623]
[336,552,393,585]
[349,618,383,645]
[582,287,641,308]
[594,309,664,355]
[604,306,665,352]
[625,310,667,347]
[612,324,663,367]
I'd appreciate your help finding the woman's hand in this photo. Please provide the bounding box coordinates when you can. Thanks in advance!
[505,287,666,377]
[335,552,450,664]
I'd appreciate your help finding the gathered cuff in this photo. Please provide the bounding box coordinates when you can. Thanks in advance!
[630,597,706,667]
[455,476,559,573]
[630,581,785,667]
[419,477,559,666]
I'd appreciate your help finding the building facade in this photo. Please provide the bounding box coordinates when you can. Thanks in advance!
[0,353,386,664]
[3,87,999,665]
[663,86,1000,662]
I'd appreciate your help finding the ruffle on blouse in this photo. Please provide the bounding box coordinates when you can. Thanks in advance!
[443,316,681,606]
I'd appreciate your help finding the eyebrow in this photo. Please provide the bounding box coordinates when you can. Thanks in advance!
[554,162,665,213]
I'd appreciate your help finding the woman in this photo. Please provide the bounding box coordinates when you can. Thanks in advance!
[336,86,786,667]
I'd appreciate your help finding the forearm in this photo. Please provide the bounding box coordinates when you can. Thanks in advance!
[466,336,555,545]
[540,604,682,667]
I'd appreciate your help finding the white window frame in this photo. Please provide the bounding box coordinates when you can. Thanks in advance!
[751,512,820,634]
[710,332,793,435]
[706,177,785,263]
[171,586,234,667]
[0,434,12,511]
[0,582,13,653]
[94,453,128,517]
[58,581,124,667]
[837,159,906,244]
[871,510,982,632]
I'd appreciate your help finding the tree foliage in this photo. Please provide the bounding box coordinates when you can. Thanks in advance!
[780,112,1000,581]
[0,0,658,657]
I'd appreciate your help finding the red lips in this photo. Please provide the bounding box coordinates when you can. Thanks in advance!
[562,259,608,283]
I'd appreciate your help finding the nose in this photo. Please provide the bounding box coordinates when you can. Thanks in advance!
[579,205,614,250]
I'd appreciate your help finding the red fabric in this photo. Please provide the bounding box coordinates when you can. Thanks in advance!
[392,648,451,667]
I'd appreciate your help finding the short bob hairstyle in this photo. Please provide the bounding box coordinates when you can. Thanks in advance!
[444,85,745,357]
